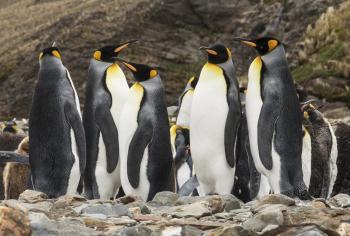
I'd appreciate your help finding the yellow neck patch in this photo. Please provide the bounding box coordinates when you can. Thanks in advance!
[226,48,232,58]
[39,52,43,60]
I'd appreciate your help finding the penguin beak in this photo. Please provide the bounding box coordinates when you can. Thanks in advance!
[114,40,138,53]
[199,46,218,56]
[300,99,317,112]
[233,37,257,48]
[115,58,137,72]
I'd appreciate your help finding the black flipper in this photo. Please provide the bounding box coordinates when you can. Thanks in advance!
[95,105,119,173]
[0,151,29,164]
[127,119,153,188]
[257,93,280,170]
[64,102,86,178]
[178,175,199,196]
[223,70,241,168]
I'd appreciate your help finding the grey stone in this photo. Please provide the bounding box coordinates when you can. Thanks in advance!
[151,191,179,206]
[328,194,350,208]
[242,208,284,232]
[220,194,241,211]
[82,203,131,217]
[81,213,108,220]
[251,194,295,212]
[118,225,154,236]
[19,190,48,203]
[203,226,258,236]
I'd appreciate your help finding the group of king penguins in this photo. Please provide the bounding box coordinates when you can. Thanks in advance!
[26,36,340,202]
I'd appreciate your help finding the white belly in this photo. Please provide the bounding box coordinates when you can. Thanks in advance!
[190,63,235,195]
[327,120,338,198]
[301,129,312,188]
[119,84,150,201]
[177,163,191,189]
[95,134,121,200]
[256,175,270,199]
[66,129,80,195]
[176,90,193,127]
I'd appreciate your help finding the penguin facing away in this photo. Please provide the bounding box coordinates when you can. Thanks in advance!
[83,40,136,200]
[118,60,173,201]
[234,37,309,199]
[190,44,241,195]
[29,46,86,198]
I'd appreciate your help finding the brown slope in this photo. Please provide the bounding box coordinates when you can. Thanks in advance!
[0,0,345,119]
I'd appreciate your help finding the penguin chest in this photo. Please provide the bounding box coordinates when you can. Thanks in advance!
[105,64,130,125]
[176,90,194,127]
[119,84,150,200]
[246,57,266,173]
[301,129,312,188]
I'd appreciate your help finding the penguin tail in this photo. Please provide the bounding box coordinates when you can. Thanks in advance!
[0,151,29,165]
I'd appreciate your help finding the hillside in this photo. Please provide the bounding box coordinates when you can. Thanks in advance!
[0,0,347,119]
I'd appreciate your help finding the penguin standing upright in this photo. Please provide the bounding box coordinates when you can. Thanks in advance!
[190,44,241,195]
[234,37,308,199]
[29,46,86,198]
[118,60,173,201]
[302,102,338,198]
[170,76,198,191]
[83,41,136,200]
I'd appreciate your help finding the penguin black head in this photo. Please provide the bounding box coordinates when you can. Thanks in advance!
[233,37,281,55]
[39,46,62,61]
[301,101,324,124]
[199,44,232,64]
[118,60,158,82]
[93,40,137,63]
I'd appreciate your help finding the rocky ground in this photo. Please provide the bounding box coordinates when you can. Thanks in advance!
[1,190,350,235]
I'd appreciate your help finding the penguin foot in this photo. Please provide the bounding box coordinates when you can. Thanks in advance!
[280,189,295,198]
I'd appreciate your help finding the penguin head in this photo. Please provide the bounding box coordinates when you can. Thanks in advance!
[118,60,158,82]
[233,37,281,55]
[93,40,137,63]
[39,46,62,61]
[301,101,324,124]
[200,44,232,64]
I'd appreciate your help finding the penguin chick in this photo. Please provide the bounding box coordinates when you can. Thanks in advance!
[302,102,338,198]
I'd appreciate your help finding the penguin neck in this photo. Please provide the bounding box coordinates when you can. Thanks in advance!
[40,57,64,70]
[139,75,163,91]
[247,56,263,95]
[261,45,287,68]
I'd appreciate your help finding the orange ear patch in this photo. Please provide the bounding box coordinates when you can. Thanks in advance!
[52,50,61,59]
[150,69,157,78]
[268,40,278,51]
[93,51,101,60]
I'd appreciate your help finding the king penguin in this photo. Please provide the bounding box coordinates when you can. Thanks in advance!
[234,37,309,199]
[190,44,241,195]
[118,60,173,201]
[29,45,86,198]
[83,40,136,200]
[170,76,198,192]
